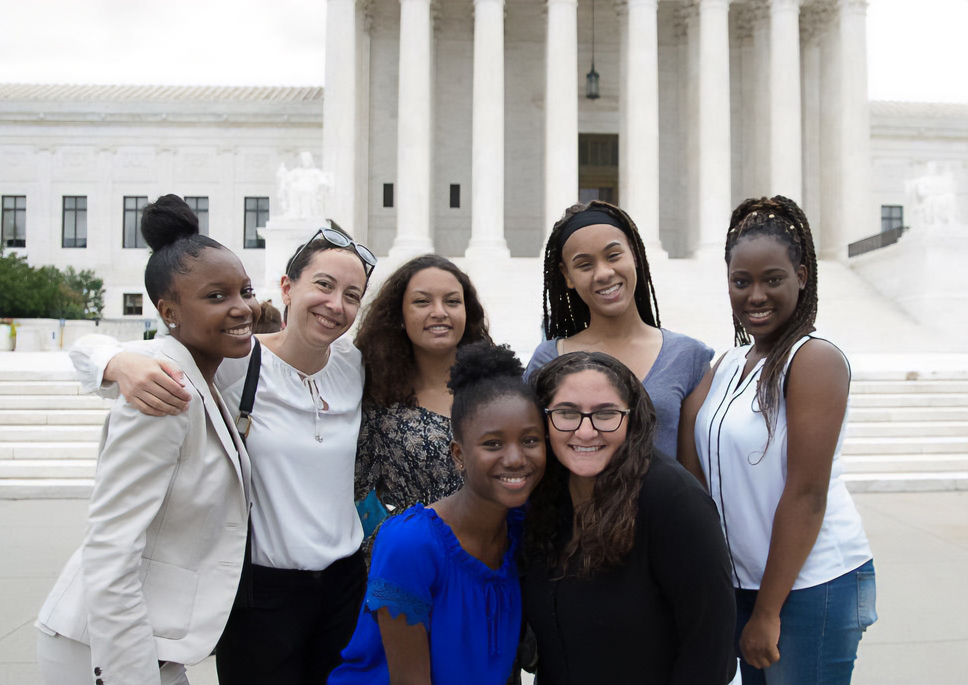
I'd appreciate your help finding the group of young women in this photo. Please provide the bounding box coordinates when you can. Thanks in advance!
[37,191,876,685]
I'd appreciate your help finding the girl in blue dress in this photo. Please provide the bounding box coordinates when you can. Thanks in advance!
[329,342,546,685]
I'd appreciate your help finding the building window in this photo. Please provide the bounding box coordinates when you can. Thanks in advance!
[449,184,460,209]
[244,197,268,249]
[383,183,394,208]
[123,293,143,315]
[184,196,209,236]
[62,196,87,248]
[881,205,903,233]
[123,196,148,248]
[1,195,26,248]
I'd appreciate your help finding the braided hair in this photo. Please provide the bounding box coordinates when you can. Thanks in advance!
[541,200,661,338]
[725,195,819,442]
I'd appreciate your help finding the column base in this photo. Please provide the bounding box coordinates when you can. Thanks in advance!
[464,239,511,263]
[387,236,436,262]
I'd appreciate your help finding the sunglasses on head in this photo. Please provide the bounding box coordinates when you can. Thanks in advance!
[288,222,377,278]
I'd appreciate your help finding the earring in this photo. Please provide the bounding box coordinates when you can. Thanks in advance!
[168,322,177,329]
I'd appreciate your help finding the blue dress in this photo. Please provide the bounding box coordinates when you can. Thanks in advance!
[328,504,524,685]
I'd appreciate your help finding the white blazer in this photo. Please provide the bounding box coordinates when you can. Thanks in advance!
[39,336,251,685]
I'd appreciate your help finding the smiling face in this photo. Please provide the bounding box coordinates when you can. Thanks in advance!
[452,394,546,511]
[282,248,367,349]
[159,247,254,378]
[559,224,638,320]
[402,267,467,357]
[728,234,807,349]
[546,369,629,490]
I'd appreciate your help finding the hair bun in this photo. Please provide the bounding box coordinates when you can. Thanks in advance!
[448,342,523,394]
[140,194,200,252]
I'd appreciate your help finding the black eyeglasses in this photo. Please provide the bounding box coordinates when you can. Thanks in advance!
[545,408,630,433]
[288,224,377,278]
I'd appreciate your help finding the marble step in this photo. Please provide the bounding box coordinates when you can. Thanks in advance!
[849,406,968,422]
[841,436,968,455]
[0,394,114,410]
[2,425,102,443]
[850,380,968,395]
[0,459,97,479]
[0,442,99,460]
[0,381,86,396]
[0,409,109,426]
[842,472,968,493]
[850,393,968,408]
[846,421,968,439]
[841,454,968,473]
[0,478,94,499]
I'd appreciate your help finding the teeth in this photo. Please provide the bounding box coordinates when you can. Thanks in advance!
[314,313,339,329]
[225,325,251,336]
[500,476,526,483]
[571,446,601,453]
[598,284,620,296]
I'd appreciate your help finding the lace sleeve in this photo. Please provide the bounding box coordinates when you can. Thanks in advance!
[365,576,432,627]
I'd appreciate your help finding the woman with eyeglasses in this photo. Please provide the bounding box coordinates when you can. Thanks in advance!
[69,222,379,684]
[523,351,736,685]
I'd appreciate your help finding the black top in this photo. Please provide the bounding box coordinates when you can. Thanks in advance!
[521,454,736,685]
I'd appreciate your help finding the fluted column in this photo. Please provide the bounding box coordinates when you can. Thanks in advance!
[800,1,830,238]
[466,0,510,259]
[697,0,731,253]
[391,0,435,258]
[623,0,662,252]
[770,0,802,201]
[323,0,359,235]
[543,0,579,238]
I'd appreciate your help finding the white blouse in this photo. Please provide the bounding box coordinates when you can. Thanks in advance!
[693,336,872,591]
[73,334,365,571]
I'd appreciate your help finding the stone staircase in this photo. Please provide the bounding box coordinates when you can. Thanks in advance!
[1,355,965,498]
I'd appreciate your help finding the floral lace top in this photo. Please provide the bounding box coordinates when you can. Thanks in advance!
[354,402,463,510]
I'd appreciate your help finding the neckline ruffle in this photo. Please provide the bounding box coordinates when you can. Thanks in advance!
[409,503,522,581]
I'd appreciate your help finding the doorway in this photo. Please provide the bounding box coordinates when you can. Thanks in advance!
[578,133,619,205]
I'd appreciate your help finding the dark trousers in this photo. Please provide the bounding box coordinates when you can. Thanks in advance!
[216,549,367,685]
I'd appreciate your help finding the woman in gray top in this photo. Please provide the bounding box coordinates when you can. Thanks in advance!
[525,201,713,460]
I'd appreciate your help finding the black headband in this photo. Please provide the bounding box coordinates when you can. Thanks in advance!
[558,209,626,250]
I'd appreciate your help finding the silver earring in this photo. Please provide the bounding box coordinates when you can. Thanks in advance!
[168,322,177,329]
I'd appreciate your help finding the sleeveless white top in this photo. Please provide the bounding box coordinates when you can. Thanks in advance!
[694,336,872,590]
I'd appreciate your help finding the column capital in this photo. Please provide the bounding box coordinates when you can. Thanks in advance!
[672,0,698,42]
[800,0,835,44]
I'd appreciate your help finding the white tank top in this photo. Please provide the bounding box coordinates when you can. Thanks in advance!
[694,336,872,590]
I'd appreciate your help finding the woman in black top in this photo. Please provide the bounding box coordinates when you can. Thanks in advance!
[523,351,735,685]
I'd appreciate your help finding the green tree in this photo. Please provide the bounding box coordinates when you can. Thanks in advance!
[0,253,105,319]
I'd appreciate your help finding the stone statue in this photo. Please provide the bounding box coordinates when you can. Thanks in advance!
[276,151,331,219]
[906,162,960,228]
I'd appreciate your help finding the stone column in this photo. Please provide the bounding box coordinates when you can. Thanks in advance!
[622,0,662,252]
[391,0,436,258]
[799,1,831,237]
[543,0,579,239]
[466,0,510,259]
[769,0,802,201]
[837,0,873,252]
[818,0,871,260]
[323,0,359,235]
[696,0,732,253]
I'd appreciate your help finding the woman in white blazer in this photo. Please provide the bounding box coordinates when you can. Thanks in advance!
[37,195,255,685]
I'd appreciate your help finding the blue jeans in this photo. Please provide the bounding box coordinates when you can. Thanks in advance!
[735,560,877,685]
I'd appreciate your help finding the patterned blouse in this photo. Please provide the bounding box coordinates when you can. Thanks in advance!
[355,401,464,510]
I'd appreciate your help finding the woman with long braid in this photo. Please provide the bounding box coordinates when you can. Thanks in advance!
[678,195,877,684]
[525,200,713,461]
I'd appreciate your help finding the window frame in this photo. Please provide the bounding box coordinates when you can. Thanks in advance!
[123,293,144,316]
[880,205,903,234]
[2,195,27,248]
[184,196,210,236]
[244,196,269,249]
[61,195,88,248]
[123,196,149,248]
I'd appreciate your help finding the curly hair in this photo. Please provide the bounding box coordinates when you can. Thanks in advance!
[725,195,819,443]
[525,351,656,577]
[449,342,539,443]
[541,200,661,338]
[355,254,492,407]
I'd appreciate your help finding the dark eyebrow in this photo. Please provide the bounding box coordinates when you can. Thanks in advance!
[569,240,624,264]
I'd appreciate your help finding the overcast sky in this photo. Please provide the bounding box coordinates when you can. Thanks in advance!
[0,0,965,103]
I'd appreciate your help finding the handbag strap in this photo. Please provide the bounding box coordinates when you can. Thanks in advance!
[235,338,262,443]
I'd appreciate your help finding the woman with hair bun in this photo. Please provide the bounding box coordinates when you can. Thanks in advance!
[678,195,876,684]
[37,194,255,685]
[329,342,546,685]
[68,209,379,684]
